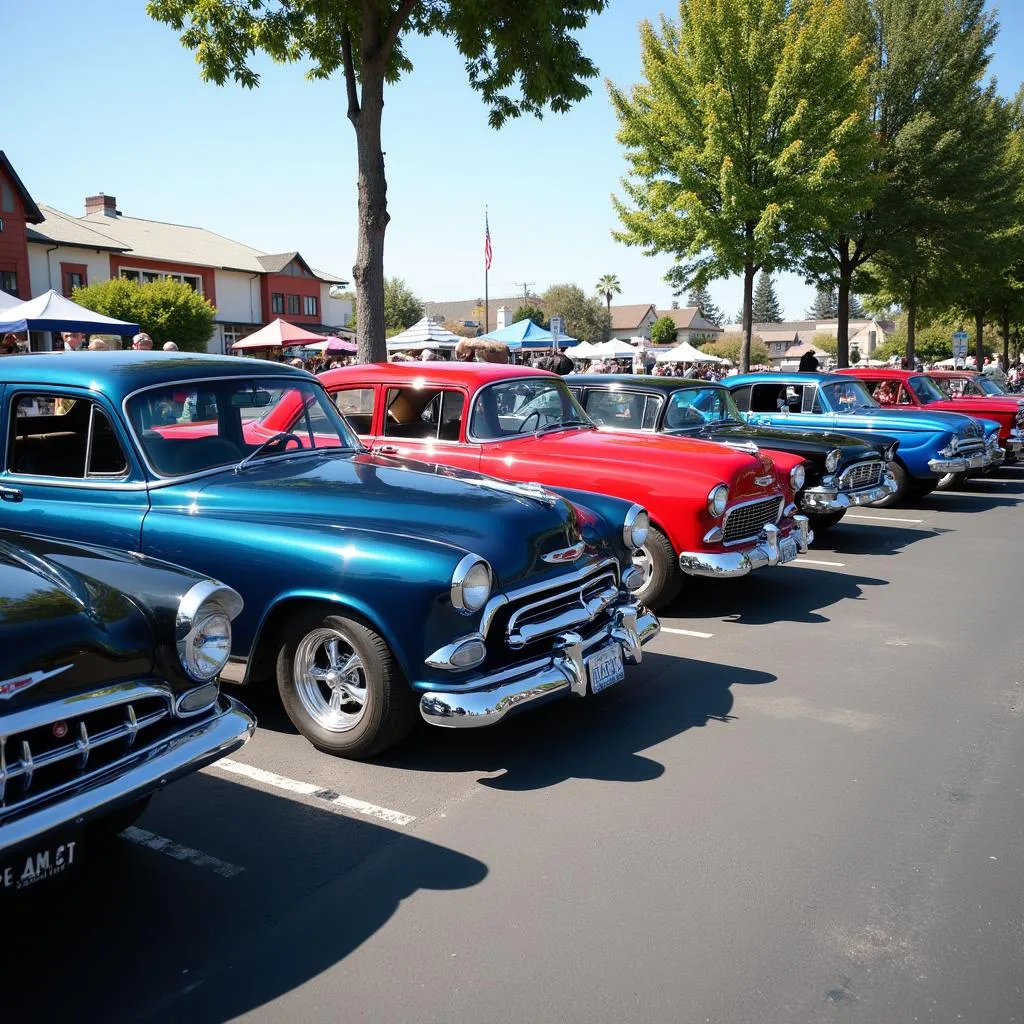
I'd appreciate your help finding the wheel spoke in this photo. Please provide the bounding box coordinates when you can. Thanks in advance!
[309,667,331,682]
[329,688,343,712]
[340,653,361,675]
[326,638,342,668]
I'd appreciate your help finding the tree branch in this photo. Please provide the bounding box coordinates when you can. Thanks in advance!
[342,22,359,119]
[382,0,418,58]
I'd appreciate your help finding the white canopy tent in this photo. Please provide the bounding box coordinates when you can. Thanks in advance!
[589,338,639,359]
[386,317,462,352]
[0,289,22,312]
[568,340,600,360]
[654,341,726,364]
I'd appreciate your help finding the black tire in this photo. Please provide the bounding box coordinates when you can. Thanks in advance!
[868,461,907,508]
[277,610,418,759]
[807,510,846,532]
[910,477,940,497]
[935,471,966,491]
[89,795,152,844]
[633,526,682,611]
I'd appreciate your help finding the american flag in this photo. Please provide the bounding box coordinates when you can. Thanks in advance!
[484,213,493,271]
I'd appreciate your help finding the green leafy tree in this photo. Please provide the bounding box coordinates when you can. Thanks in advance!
[751,272,783,323]
[610,0,875,371]
[541,283,610,344]
[650,315,678,346]
[513,304,547,328]
[148,0,608,363]
[803,0,1000,367]
[383,276,423,331]
[701,334,769,366]
[72,278,216,352]
[685,285,723,327]
[812,333,839,355]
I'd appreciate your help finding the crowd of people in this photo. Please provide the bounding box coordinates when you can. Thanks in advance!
[0,330,180,354]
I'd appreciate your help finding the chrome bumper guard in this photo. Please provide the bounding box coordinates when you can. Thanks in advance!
[0,696,255,855]
[928,451,991,473]
[1005,436,1023,453]
[419,600,659,728]
[677,515,813,579]
[800,473,898,513]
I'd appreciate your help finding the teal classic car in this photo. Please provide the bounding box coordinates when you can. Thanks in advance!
[725,372,1001,505]
[0,353,658,758]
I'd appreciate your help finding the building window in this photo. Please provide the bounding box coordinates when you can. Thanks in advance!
[287,294,300,315]
[271,293,284,314]
[119,267,203,294]
[64,272,84,295]
[0,270,17,294]
[302,295,318,317]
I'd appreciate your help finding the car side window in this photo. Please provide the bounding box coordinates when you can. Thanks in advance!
[333,387,376,435]
[641,395,663,430]
[10,394,128,479]
[730,385,752,412]
[897,385,913,405]
[585,391,645,429]
[384,387,465,442]
[749,384,785,413]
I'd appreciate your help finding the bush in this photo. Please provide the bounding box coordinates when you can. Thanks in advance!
[650,315,678,346]
[512,304,547,328]
[72,278,216,352]
[701,333,769,366]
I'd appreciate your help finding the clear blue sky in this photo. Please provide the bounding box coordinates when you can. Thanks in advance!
[4,1,1022,321]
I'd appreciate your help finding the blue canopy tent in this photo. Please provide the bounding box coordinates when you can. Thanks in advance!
[0,289,140,336]
[481,318,579,349]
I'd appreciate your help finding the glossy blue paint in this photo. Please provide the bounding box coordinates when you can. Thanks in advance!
[727,372,987,480]
[0,353,636,691]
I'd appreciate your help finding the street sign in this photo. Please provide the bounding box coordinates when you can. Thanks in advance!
[550,316,563,351]
[952,330,968,358]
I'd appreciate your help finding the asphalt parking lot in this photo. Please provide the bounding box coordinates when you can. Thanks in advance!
[6,467,1024,1023]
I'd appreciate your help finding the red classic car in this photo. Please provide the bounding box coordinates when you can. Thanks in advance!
[927,369,1024,420]
[835,367,1023,477]
[267,363,815,609]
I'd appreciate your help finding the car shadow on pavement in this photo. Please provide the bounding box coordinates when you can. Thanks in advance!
[812,523,951,558]
[378,651,775,791]
[913,489,1022,513]
[668,566,888,626]
[2,776,487,1023]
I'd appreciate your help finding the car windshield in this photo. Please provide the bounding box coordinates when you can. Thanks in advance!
[126,377,361,477]
[906,375,946,404]
[664,387,742,429]
[975,375,1006,395]
[823,380,878,413]
[470,378,591,439]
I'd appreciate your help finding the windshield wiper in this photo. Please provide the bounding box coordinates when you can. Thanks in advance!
[535,419,590,437]
[234,433,352,473]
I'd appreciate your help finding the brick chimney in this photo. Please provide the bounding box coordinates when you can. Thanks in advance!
[85,194,118,217]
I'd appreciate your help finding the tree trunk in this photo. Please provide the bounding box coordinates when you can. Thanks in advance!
[1001,306,1010,367]
[906,278,917,369]
[741,263,755,373]
[974,308,985,369]
[349,61,388,364]
[836,238,852,369]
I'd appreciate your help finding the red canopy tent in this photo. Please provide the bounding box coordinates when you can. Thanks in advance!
[231,318,327,351]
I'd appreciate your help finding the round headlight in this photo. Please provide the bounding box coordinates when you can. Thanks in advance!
[790,464,806,492]
[176,581,241,682]
[707,483,729,518]
[885,442,898,463]
[451,554,492,614]
[825,449,841,474]
[623,504,650,549]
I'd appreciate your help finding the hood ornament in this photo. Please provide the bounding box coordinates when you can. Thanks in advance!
[542,540,585,564]
[0,664,73,700]
[754,474,774,488]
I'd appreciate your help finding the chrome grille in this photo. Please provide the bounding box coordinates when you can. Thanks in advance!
[722,497,784,545]
[957,436,987,455]
[839,460,884,490]
[0,682,174,822]
[502,561,620,650]
[961,421,982,439]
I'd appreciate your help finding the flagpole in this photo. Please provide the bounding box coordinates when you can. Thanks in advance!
[484,206,489,338]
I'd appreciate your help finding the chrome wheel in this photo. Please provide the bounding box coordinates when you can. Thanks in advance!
[632,545,654,598]
[293,627,367,732]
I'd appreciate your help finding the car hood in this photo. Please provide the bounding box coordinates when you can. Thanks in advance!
[0,540,153,710]
[178,452,611,586]
[497,426,785,498]
[674,422,886,466]
[919,397,1020,422]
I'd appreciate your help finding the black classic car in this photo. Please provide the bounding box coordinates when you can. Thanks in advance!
[0,531,254,895]
[568,375,900,530]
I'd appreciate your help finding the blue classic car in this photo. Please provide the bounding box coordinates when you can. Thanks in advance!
[725,372,1001,505]
[0,353,659,758]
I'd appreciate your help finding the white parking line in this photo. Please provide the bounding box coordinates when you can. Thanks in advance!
[845,514,924,524]
[210,758,416,826]
[793,558,847,568]
[659,627,714,639]
[121,826,244,878]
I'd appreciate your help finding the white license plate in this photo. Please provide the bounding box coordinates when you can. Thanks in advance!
[778,536,799,563]
[1,832,80,896]
[588,643,625,694]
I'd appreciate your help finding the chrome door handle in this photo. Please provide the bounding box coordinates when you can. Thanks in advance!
[375,445,400,456]
[0,487,23,503]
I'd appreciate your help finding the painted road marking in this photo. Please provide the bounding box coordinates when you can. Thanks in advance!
[793,558,847,568]
[121,826,244,878]
[845,514,924,524]
[210,758,416,826]
[659,627,715,639]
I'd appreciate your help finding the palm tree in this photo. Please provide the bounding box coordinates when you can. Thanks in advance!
[596,274,622,317]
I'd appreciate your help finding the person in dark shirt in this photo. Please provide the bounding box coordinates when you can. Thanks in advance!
[798,350,819,372]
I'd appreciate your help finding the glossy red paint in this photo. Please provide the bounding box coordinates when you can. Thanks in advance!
[297,362,808,563]
[0,162,35,300]
[835,367,1023,445]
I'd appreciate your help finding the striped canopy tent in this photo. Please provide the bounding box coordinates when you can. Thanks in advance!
[0,289,139,335]
[481,318,579,349]
[386,317,462,352]
[232,318,325,351]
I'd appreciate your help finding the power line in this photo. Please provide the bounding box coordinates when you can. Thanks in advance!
[513,281,536,302]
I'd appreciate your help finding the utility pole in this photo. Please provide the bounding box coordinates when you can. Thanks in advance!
[513,281,535,303]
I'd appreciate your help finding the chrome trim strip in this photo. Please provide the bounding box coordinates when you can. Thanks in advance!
[679,516,813,577]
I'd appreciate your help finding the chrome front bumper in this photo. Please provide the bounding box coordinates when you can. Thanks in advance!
[928,451,991,474]
[0,696,255,855]
[678,515,813,579]
[801,473,898,513]
[418,601,659,728]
